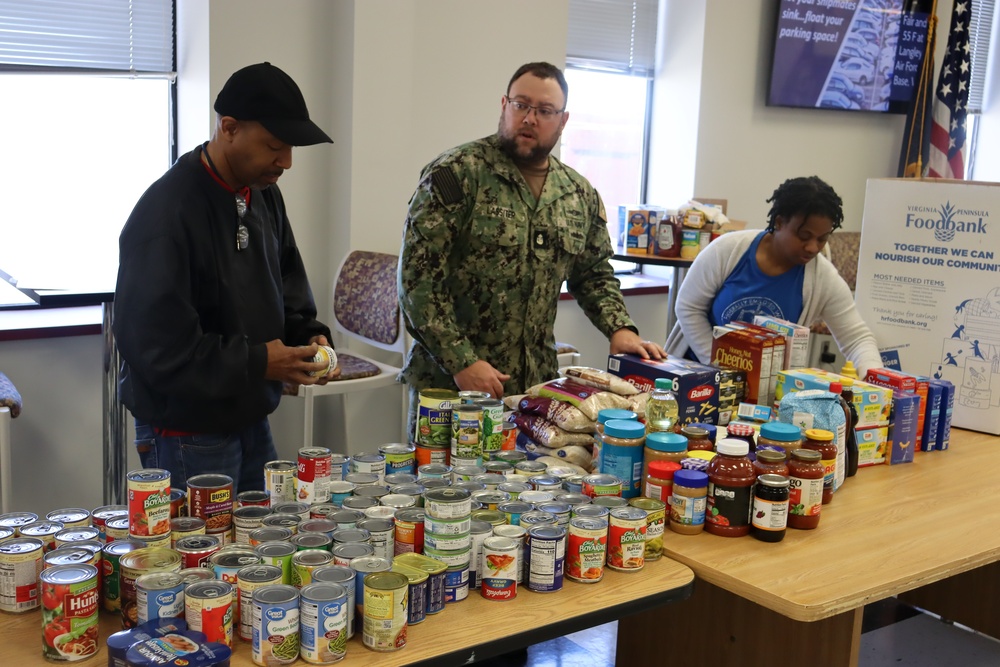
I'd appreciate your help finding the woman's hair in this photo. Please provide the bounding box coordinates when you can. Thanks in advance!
[765,176,844,232]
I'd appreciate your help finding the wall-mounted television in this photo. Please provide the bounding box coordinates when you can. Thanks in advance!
[767,0,932,113]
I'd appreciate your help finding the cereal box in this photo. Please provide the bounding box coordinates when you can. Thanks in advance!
[920,380,944,452]
[727,322,785,405]
[887,390,921,465]
[607,354,720,426]
[753,315,811,369]
[711,326,771,405]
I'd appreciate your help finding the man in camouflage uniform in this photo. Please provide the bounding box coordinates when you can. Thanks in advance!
[398,62,664,416]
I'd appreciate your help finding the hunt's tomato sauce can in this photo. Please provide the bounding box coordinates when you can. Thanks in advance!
[127,469,172,539]
[298,448,333,505]
[40,564,100,661]
[187,474,234,533]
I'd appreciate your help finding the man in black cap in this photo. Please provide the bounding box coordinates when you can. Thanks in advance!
[114,63,335,493]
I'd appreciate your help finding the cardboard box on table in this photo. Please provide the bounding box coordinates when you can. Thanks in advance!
[854,178,1000,435]
[607,354,721,427]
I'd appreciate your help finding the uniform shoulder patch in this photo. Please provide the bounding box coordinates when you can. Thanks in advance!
[431,166,464,206]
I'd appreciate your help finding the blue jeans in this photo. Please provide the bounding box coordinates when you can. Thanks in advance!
[133,419,278,494]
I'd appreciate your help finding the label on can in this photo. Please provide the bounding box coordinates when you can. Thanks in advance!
[239,566,284,642]
[607,508,647,572]
[380,444,417,476]
[136,572,185,625]
[451,404,483,460]
[251,585,300,664]
[187,474,234,532]
[630,498,665,561]
[40,564,100,661]
[127,469,172,538]
[0,538,43,613]
[480,536,518,601]
[362,572,409,651]
[417,389,457,448]
[527,526,566,593]
[298,449,333,505]
[185,580,234,646]
[566,518,607,583]
[299,583,349,662]
[477,399,505,458]
[265,461,298,507]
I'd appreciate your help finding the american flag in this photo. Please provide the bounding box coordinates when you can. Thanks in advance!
[926,1,972,179]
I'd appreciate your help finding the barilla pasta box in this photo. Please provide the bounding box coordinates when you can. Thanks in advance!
[857,425,889,467]
[932,379,955,450]
[727,321,786,405]
[887,390,921,465]
[753,315,811,369]
[920,379,944,451]
[607,354,721,426]
[710,326,771,405]
[865,368,926,449]
[775,369,891,427]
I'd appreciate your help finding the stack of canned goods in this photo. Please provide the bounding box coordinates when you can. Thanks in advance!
[421,487,472,602]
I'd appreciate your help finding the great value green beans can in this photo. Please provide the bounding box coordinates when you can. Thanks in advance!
[299,582,349,663]
[251,584,299,665]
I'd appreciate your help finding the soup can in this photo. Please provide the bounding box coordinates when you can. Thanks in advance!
[393,508,425,556]
[390,563,428,625]
[310,565,356,640]
[254,541,298,586]
[384,472,418,486]
[0,537,44,612]
[392,553,446,614]
[250,584,299,665]
[46,508,91,530]
[480,536,518,601]
[237,490,271,508]
[535,502,571,528]
[119,547,182,628]
[40,564,99,661]
[364,506,398,521]
[593,495,629,509]
[272,502,311,522]
[571,504,611,523]
[329,510,364,530]
[0,511,38,535]
[328,481,355,508]
[423,488,472,520]
[239,565,284,642]
[308,504,338,520]
[332,543,374,567]
[526,525,566,593]
[356,518,395,560]
[517,490,553,505]
[264,460,297,507]
[417,463,452,481]
[101,538,144,612]
[607,506,647,572]
[344,472,379,489]
[292,549,334,588]
[300,518,338,539]
[468,520,493,589]
[329,454,350,482]
[104,516,131,543]
[299,583,349,664]
[362,571,409,651]
[582,474,624,499]
[185,579,234,646]
[500,422,518,453]
[169,516,206,548]
[127,468,172,539]
[210,547,261,586]
[298,448,333,506]
[566,517,608,583]
[415,443,449,467]
[292,533,333,552]
[20,520,63,552]
[173,534,222,570]
[351,452,387,484]
[136,571,185,624]
[232,506,273,545]
[90,505,127,542]
[169,488,187,518]
[187,473,234,533]
[342,495,380,511]
[248,527,293,549]
[262,513,302,535]
[416,388,457,448]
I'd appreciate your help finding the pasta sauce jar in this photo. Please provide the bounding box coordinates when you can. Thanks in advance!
[752,449,789,479]
[705,438,754,537]
[788,449,824,530]
[802,429,837,504]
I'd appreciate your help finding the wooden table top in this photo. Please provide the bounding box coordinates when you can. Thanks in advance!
[2,556,693,666]
[662,428,1000,622]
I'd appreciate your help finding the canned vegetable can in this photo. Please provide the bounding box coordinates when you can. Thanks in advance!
[299,582,349,663]
[251,584,300,665]
[362,571,409,651]
[40,564,100,661]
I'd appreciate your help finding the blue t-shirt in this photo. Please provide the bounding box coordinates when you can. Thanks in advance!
[710,232,804,328]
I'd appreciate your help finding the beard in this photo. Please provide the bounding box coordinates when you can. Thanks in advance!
[497,121,558,167]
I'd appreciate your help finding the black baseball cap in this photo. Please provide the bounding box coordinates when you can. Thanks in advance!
[213,62,333,146]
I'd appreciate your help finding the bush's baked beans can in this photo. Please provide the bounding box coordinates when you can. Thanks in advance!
[292,549,334,588]
[20,520,63,553]
[90,505,126,541]
[104,516,130,543]
[209,548,261,586]
[582,474,624,499]
[392,553,446,614]
[393,508,425,555]
[298,448,333,505]
[233,506,272,545]
[480,536,518,601]
[254,541,297,586]
[0,537,43,612]
[100,538,143,612]
[351,452,387,484]
[169,516,206,547]
[46,508,90,529]
[264,461,297,507]
[40,563,99,661]
[299,582,349,662]
[126,469,172,540]
[362,571,409,652]
[526,525,566,593]
[607,507,647,573]
[0,511,39,536]
[173,534,222,569]
[187,474,234,533]
[250,584,300,665]
[238,565,284,642]
[119,547,182,628]
[169,488,187,518]
[310,565,356,640]
[390,563,428,625]
[136,571,185,625]
[423,488,471,520]
[185,579,234,646]
[272,502,311,522]
[416,389,457,448]
[237,490,271,508]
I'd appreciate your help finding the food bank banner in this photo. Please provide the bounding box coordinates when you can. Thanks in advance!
[855,178,1000,435]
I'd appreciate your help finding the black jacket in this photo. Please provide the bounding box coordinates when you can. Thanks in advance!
[113,146,330,433]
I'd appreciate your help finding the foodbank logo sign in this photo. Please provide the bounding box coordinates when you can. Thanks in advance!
[904,202,988,243]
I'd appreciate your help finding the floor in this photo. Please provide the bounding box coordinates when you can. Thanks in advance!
[476,598,1000,666]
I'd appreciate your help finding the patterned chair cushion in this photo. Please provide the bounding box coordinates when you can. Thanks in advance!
[828,231,861,292]
[555,341,579,354]
[330,353,381,381]
[0,372,21,418]
[333,251,400,345]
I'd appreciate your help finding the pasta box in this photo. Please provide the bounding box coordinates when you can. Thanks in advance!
[607,354,721,426]
[932,379,956,450]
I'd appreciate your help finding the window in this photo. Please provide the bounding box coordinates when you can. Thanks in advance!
[560,0,659,246]
[0,1,175,293]
[966,0,995,176]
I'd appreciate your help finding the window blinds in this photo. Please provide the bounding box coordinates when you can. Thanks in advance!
[567,0,659,75]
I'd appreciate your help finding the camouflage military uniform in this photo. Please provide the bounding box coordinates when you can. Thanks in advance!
[398,134,636,400]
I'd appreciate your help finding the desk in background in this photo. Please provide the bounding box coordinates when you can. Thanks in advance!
[617,428,1000,666]
[611,248,691,338]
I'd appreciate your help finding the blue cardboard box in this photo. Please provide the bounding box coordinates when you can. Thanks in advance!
[887,390,921,465]
[607,353,720,427]
[919,378,943,452]
[930,379,955,451]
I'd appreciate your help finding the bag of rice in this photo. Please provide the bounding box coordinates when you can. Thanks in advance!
[562,367,639,395]
[503,394,527,410]
[509,412,595,448]
[533,456,589,476]
[527,378,631,420]
[549,445,593,469]
[517,396,595,433]
[628,392,650,420]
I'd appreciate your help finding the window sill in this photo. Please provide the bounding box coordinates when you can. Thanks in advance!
[0,306,103,341]
[559,273,670,301]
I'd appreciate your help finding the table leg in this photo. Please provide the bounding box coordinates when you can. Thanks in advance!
[665,265,687,336]
[616,578,862,666]
[900,561,1000,638]
[102,302,126,505]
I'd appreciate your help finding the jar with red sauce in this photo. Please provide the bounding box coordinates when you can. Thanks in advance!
[752,449,789,479]
[787,449,824,530]
[681,426,713,452]
[704,438,755,537]
[801,429,837,504]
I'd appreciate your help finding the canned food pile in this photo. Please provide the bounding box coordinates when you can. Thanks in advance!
[0,435,674,664]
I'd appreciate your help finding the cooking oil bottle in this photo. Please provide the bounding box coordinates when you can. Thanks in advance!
[646,378,679,434]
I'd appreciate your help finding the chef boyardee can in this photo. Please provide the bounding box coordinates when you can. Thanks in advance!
[607,506,647,573]
[127,468,172,540]
[451,403,483,461]
[310,565,356,640]
[526,525,566,593]
[416,388,457,448]
[391,563,428,625]
[362,571,409,652]
[292,549,334,588]
[380,443,416,476]
[185,579,235,647]
[265,460,298,507]
[299,582,349,663]
[136,571,185,625]
[40,564,99,661]
[251,585,299,665]
[238,564,283,642]
[566,517,608,583]
[480,536,518,601]
[254,541,298,585]
[101,538,143,612]
[0,537,43,612]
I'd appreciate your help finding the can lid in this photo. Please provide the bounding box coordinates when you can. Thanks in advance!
[646,431,687,452]
[251,584,299,604]
[391,563,430,584]
[309,565,355,585]
[300,582,348,601]
[186,473,233,488]
[526,525,566,539]
[350,556,392,573]
[365,571,410,590]
[39,563,98,585]
[759,422,803,442]
[603,419,646,440]
[254,540,298,558]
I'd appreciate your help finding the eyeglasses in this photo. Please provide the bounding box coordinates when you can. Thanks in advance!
[505,96,565,120]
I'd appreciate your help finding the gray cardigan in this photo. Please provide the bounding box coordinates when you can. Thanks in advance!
[664,229,883,377]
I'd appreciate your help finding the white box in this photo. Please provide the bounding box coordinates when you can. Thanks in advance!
[855,178,1000,435]
[753,315,811,369]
